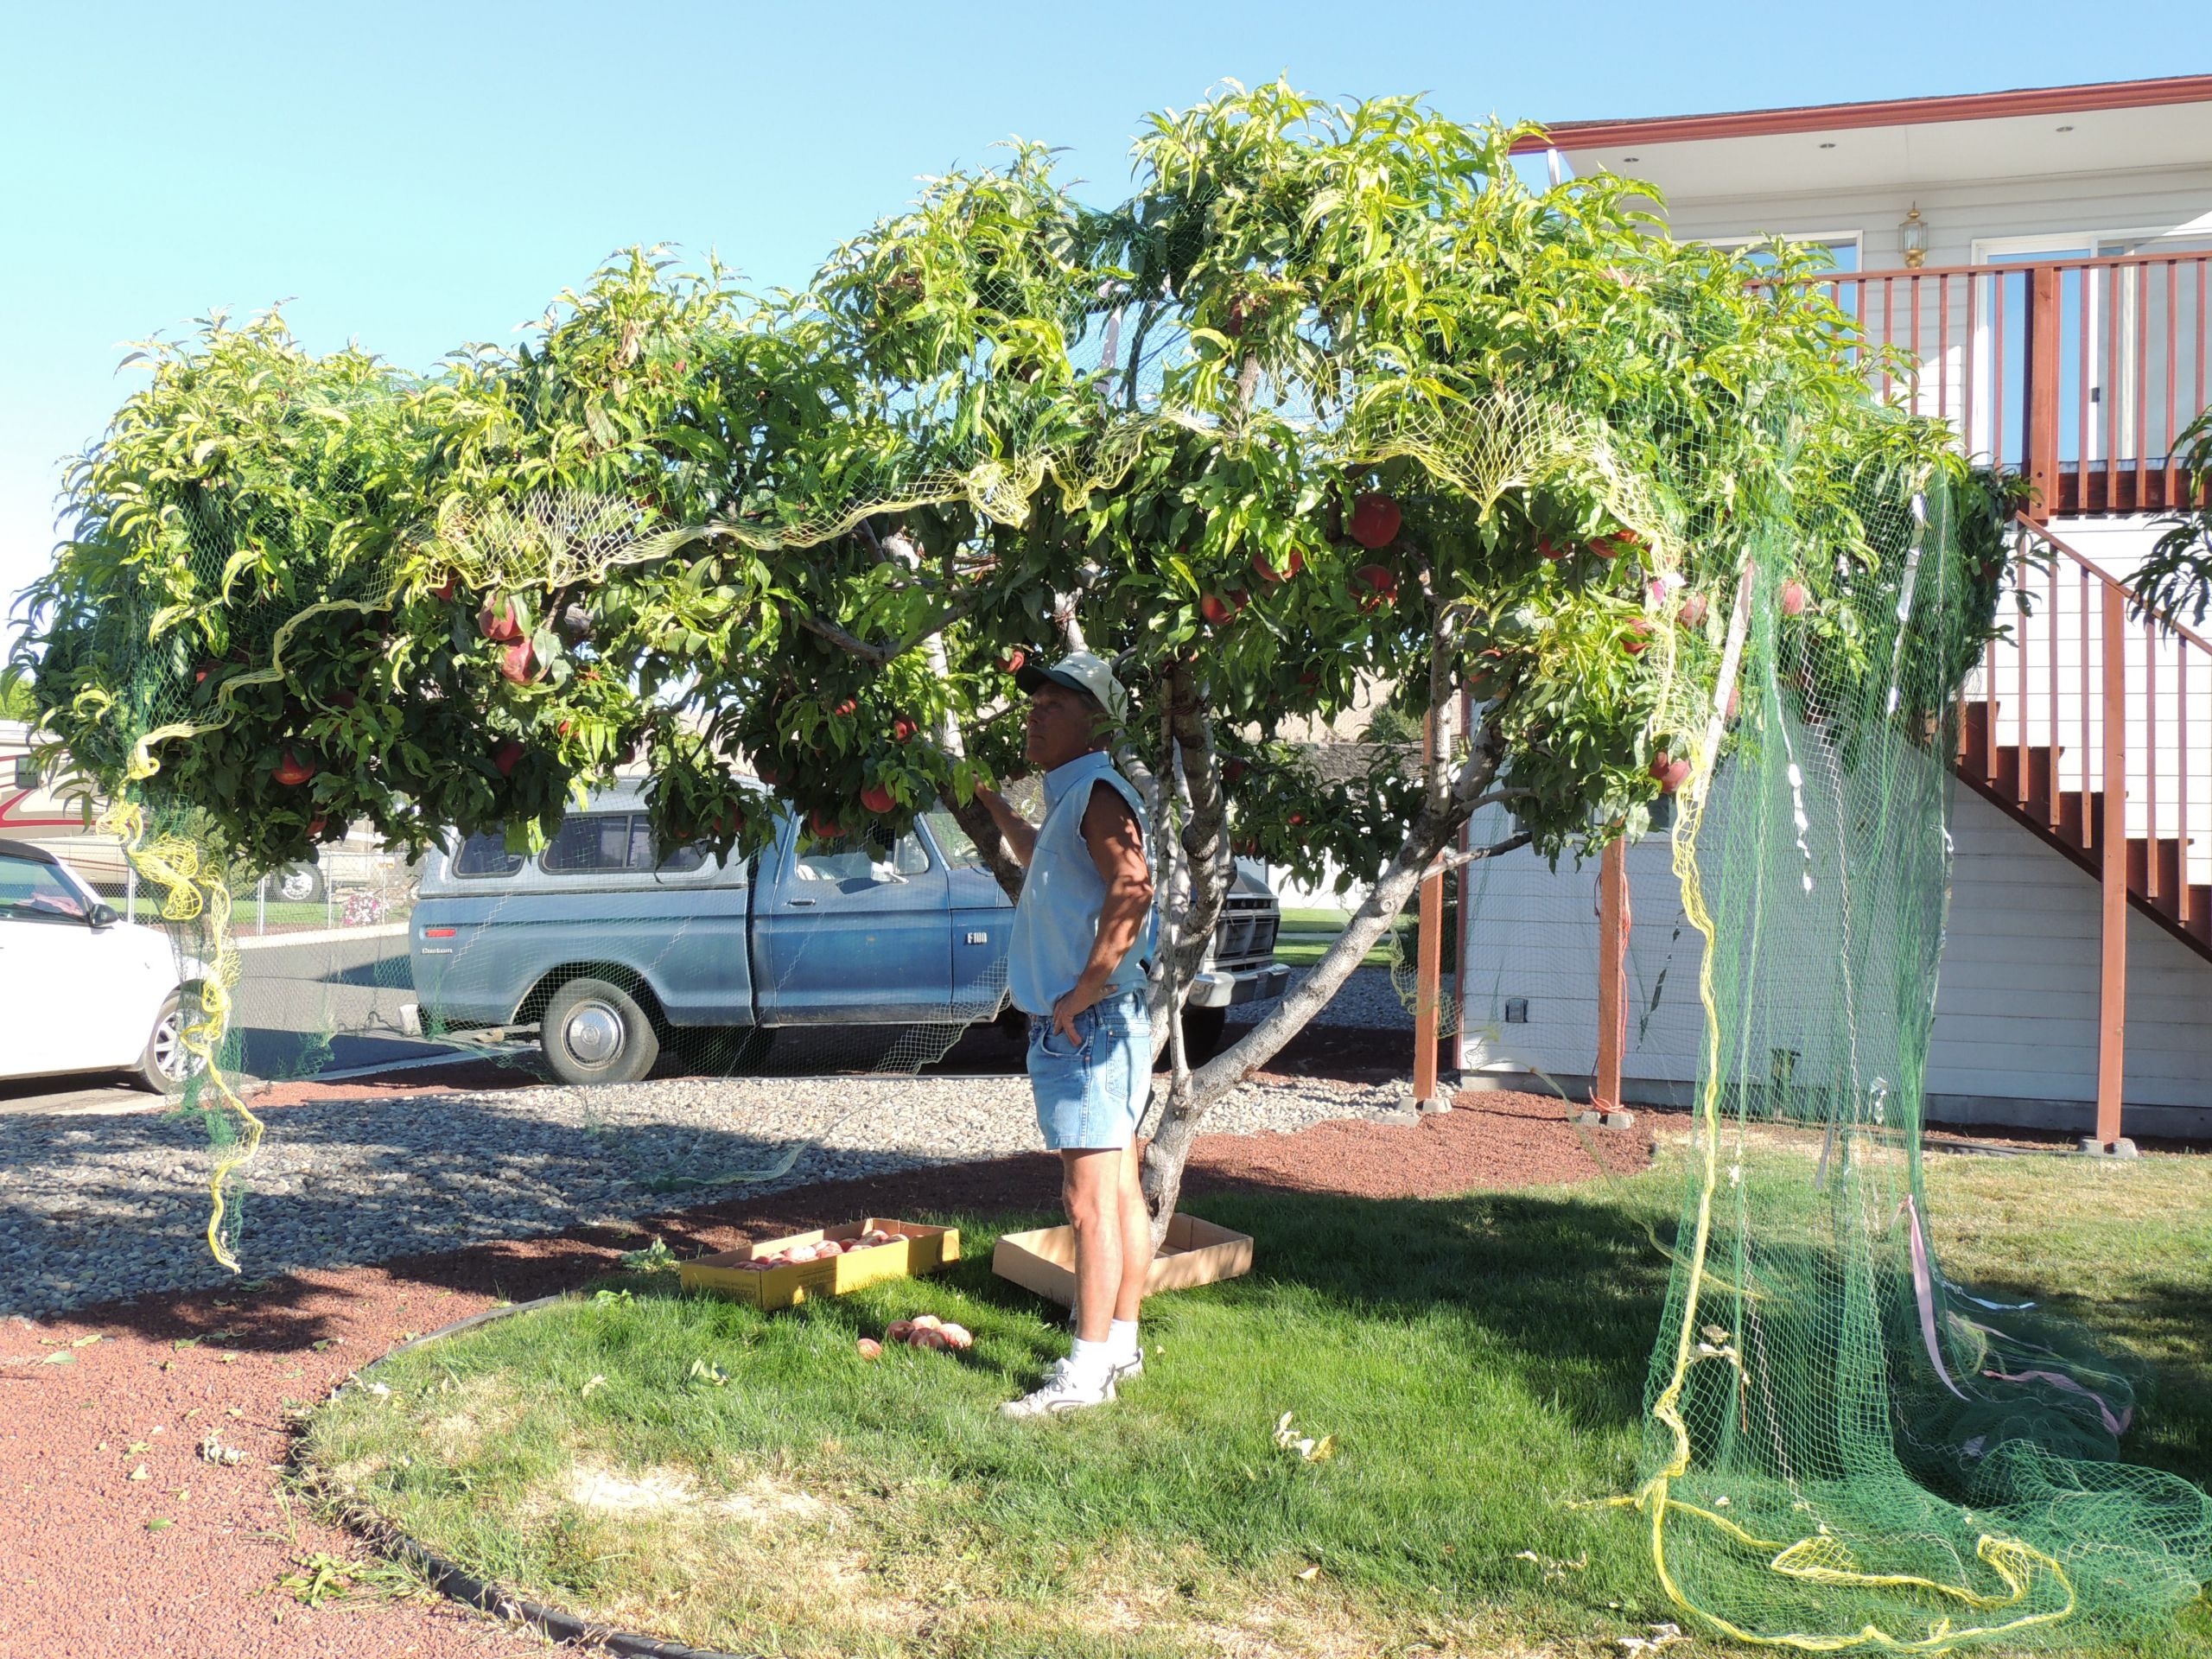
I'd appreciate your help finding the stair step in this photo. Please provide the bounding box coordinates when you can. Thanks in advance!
[2055,790,2105,852]
[1990,745,2061,819]
[1959,700,1999,765]
[2125,838,2196,916]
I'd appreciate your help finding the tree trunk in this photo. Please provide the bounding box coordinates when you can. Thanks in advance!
[1137,720,1515,1242]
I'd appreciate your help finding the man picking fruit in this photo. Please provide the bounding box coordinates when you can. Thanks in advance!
[976,651,1159,1417]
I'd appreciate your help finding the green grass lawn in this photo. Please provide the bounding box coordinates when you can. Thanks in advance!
[302,1141,2212,1659]
[1273,906,1405,968]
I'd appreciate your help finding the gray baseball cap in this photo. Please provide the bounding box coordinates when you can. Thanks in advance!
[1014,650,1128,724]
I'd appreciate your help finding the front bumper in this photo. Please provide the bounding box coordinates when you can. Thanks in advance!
[1185,963,1292,1009]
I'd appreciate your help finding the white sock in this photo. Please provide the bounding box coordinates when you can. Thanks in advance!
[1067,1337,1115,1383]
[1108,1319,1140,1361]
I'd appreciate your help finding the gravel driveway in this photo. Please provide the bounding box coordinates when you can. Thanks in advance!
[4,969,1432,1321]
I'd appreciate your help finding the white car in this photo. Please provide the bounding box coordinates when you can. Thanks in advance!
[0,838,219,1091]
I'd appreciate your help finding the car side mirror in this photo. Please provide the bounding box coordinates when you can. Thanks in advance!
[86,903,120,929]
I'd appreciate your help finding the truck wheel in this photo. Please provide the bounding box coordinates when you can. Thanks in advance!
[542,977,659,1085]
[274,862,326,904]
[1179,1005,1229,1065]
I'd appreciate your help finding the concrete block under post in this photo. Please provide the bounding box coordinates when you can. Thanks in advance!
[2077,1135,2139,1160]
[1575,1109,1637,1130]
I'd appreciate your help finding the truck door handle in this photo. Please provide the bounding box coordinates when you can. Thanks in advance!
[786,896,816,906]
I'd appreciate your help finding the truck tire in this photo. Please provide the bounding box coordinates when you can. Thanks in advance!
[274,862,326,904]
[1179,1004,1229,1065]
[541,977,659,1085]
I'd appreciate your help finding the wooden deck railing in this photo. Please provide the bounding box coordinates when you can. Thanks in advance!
[1958,514,2212,1146]
[1796,251,2210,518]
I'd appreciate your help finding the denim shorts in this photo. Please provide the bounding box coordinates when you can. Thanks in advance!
[1027,989,1153,1151]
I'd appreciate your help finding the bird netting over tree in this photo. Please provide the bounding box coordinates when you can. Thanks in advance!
[10,82,2207,1650]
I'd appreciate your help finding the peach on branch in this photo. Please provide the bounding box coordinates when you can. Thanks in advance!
[478,597,524,643]
[1351,565,1398,613]
[272,749,318,787]
[1349,493,1402,550]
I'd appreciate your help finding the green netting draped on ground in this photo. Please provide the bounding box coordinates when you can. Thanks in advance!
[1629,483,2212,1649]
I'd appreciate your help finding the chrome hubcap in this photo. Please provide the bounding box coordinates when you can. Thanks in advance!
[153,1009,202,1082]
[564,1002,624,1065]
[279,871,316,902]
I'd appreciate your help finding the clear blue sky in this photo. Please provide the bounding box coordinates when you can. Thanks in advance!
[1,0,2196,654]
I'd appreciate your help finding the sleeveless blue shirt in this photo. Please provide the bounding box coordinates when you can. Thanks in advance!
[1007,751,1155,1014]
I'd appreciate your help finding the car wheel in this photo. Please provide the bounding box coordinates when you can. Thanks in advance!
[1179,1004,1229,1065]
[541,977,660,1085]
[275,863,325,904]
[137,988,210,1093]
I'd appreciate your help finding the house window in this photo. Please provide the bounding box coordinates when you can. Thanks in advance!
[1707,232,1863,275]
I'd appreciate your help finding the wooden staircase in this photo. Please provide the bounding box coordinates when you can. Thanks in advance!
[1958,700,2212,958]
[1954,516,2212,1149]
[1956,516,2212,963]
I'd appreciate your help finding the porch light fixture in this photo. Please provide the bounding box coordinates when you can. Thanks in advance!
[1899,204,1929,269]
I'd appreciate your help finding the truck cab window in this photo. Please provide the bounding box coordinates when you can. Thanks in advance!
[543,814,633,874]
[923,810,983,868]
[453,833,524,878]
[795,830,930,885]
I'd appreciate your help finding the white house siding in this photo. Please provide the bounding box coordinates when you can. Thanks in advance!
[1649,167,2212,285]
[1459,779,2212,1139]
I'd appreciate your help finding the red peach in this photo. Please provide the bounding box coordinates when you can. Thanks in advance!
[493,739,524,778]
[1623,619,1654,657]
[856,1338,882,1359]
[1540,538,1568,562]
[886,1319,916,1344]
[830,697,858,717]
[861,784,896,815]
[892,716,918,743]
[478,597,524,643]
[273,748,317,787]
[499,639,537,684]
[1780,580,1810,616]
[1677,593,1709,629]
[1253,547,1305,583]
[1650,753,1692,793]
[911,1328,950,1351]
[1351,564,1398,613]
[999,649,1027,673]
[1349,492,1402,550]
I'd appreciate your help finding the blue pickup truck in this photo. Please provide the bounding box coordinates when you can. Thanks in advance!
[402,784,1288,1084]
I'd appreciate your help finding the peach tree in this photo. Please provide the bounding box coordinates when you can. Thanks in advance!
[10,86,1972,1233]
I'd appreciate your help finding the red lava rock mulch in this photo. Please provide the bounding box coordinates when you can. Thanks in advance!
[0,1090,1648,1658]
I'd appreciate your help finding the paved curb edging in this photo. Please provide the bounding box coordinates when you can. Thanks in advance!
[330,1293,760,1659]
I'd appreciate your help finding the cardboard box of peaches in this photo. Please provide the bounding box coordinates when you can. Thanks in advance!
[678,1217,959,1312]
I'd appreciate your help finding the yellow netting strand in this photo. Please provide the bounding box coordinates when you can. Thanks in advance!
[98,798,260,1274]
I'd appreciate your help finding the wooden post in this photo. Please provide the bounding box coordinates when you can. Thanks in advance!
[2025,266,2061,524]
[1413,706,1446,1109]
[1594,839,1628,1111]
[1452,687,1472,1078]
[2094,582,2129,1147]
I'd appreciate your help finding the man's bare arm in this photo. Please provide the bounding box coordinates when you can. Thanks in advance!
[1059,785,1154,1019]
[975,785,1039,869]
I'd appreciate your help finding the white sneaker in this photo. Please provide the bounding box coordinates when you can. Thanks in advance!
[1109,1348,1144,1385]
[1000,1357,1117,1419]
